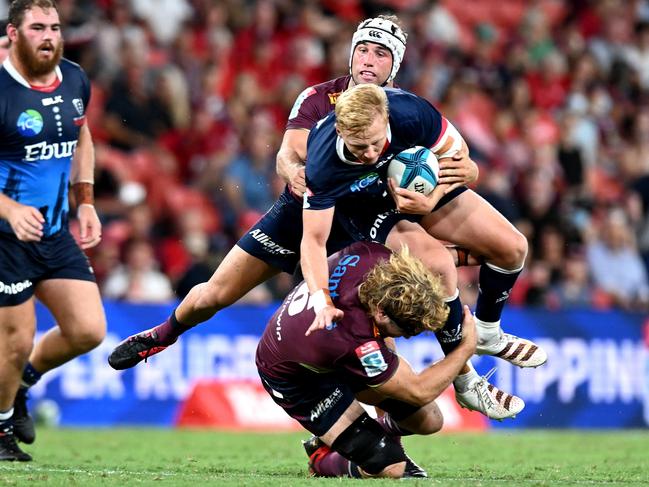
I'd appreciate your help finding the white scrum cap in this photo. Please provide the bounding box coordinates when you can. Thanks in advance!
[349,17,407,84]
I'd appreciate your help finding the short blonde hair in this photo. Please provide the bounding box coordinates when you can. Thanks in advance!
[335,84,388,136]
[358,246,449,335]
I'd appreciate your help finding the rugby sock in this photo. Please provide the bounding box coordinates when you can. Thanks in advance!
[313,450,362,478]
[452,362,479,393]
[0,409,14,436]
[475,262,522,323]
[154,310,193,345]
[435,290,463,355]
[21,363,42,388]
[376,413,414,437]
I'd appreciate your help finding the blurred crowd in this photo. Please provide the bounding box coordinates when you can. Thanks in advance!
[2,0,647,311]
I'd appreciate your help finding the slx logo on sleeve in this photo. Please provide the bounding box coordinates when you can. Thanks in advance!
[355,341,387,377]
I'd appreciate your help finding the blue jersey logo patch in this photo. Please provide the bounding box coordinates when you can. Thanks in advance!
[350,172,379,192]
[17,109,44,136]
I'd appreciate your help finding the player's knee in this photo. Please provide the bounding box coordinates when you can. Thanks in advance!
[331,413,408,478]
[5,335,33,368]
[65,319,106,352]
[490,229,528,270]
[417,409,444,435]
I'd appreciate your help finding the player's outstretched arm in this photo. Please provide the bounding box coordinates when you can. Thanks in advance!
[374,306,477,405]
[300,207,344,335]
[276,129,308,196]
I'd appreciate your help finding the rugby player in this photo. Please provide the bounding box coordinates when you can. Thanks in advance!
[257,241,477,479]
[0,0,105,461]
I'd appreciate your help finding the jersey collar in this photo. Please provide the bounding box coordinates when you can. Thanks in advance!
[2,58,63,89]
[336,122,392,165]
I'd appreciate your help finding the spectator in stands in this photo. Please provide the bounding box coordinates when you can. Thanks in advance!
[103,239,173,303]
[586,208,649,310]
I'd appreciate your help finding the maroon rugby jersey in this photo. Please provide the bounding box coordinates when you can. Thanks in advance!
[286,75,351,131]
[256,241,399,387]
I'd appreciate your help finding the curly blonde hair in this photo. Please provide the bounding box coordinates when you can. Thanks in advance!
[358,246,449,335]
[335,84,388,137]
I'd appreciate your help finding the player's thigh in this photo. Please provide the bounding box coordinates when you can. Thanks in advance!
[421,189,527,266]
[35,279,106,341]
[0,298,37,363]
[202,245,281,307]
[385,219,457,292]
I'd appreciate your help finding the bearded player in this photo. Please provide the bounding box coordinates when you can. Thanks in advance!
[0,0,105,461]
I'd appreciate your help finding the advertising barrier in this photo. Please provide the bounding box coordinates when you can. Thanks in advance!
[31,301,648,429]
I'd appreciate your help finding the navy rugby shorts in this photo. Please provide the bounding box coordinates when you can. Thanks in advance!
[0,230,95,307]
[340,186,468,244]
[236,189,355,273]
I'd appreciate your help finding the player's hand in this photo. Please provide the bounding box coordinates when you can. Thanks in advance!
[388,178,445,214]
[305,305,344,336]
[438,145,478,193]
[8,203,45,242]
[77,204,102,249]
[459,305,477,354]
[288,165,307,197]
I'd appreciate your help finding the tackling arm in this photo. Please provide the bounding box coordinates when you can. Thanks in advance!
[373,306,477,406]
[276,129,309,196]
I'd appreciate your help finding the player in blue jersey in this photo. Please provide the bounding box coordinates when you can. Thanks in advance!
[0,0,105,461]
[257,241,477,478]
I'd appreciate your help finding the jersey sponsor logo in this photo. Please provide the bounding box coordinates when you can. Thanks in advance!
[369,211,395,240]
[327,91,342,105]
[350,172,379,192]
[0,279,33,296]
[329,254,360,298]
[288,87,316,120]
[355,341,388,377]
[310,387,343,421]
[41,95,63,106]
[17,109,44,136]
[72,98,85,116]
[249,229,296,255]
[24,140,78,161]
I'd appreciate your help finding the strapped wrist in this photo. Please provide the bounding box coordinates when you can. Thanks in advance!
[311,288,333,313]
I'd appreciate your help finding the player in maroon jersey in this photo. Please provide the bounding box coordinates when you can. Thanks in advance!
[256,241,477,479]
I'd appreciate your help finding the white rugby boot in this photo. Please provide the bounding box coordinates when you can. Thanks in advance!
[454,368,525,421]
[475,317,547,368]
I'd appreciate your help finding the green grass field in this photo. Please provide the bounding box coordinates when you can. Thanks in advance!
[0,429,647,486]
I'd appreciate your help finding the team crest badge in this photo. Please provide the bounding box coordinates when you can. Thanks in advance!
[72,98,84,116]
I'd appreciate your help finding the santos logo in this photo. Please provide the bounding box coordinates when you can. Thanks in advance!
[0,280,33,295]
[24,140,78,161]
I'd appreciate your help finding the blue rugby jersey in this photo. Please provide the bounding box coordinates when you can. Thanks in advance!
[303,88,444,213]
[0,58,90,236]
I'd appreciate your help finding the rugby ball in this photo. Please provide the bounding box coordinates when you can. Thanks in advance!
[387,146,439,195]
